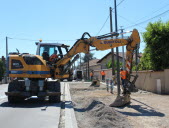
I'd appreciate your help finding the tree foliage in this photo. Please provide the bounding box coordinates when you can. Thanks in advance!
[140,21,169,71]
[82,52,96,62]
[106,59,122,70]
[0,60,5,81]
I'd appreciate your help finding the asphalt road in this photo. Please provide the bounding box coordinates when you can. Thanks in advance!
[0,83,63,128]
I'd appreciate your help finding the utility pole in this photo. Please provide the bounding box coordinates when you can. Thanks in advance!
[85,54,88,80]
[79,53,81,70]
[110,7,115,77]
[74,62,75,71]
[120,26,125,70]
[5,37,8,84]
[87,53,90,80]
[114,0,121,96]
[86,63,87,80]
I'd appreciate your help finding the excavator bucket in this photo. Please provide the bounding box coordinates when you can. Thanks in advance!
[90,79,100,87]
[109,94,131,107]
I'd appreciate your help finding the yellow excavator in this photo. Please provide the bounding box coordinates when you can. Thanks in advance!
[5,29,140,106]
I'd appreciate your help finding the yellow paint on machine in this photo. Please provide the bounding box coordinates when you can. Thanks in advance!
[9,55,51,78]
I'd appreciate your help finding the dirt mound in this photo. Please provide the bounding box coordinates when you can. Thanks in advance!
[73,99,131,128]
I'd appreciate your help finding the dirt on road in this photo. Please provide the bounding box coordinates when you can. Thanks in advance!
[69,82,169,128]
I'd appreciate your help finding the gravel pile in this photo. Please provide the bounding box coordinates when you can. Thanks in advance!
[73,98,131,128]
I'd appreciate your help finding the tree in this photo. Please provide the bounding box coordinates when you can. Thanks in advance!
[105,59,122,70]
[82,52,96,62]
[140,21,169,71]
[0,60,5,81]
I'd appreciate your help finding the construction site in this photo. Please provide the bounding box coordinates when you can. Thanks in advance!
[1,81,169,128]
[0,0,169,128]
[69,82,169,128]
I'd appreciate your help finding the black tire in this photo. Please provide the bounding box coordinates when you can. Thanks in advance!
[68,78,72,81]
[60,79,64,82]
[48,81,61,103]
[8,81,25,103]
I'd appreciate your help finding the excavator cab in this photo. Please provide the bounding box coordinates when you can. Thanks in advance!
[35,42,74,80]
[35,42,70,59]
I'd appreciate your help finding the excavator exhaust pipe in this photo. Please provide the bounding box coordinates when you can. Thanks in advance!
[109,94,131,107]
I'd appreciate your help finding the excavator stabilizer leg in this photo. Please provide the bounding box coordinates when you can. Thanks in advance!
[109,94,131,107]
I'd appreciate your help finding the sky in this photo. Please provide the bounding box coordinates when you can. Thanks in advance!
[0,0,169,60]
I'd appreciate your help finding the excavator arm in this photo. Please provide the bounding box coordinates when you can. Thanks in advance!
[56,29,140,74]
[55,29,140,107]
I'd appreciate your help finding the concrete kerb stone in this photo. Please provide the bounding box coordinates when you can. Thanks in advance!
[64,83,78,128]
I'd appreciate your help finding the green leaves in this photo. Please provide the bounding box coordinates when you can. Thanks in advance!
[0,60,5,81]
[105,59,112,69]
[105,59,122,70]
[140,20,169,71]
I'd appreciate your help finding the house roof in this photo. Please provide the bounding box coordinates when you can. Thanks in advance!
[97,52,123,63]
[81,59,100,67]
[97,52,142,63]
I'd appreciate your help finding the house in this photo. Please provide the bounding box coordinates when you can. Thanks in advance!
[79,59,100,71]
[78,52,125,79]
[97,52,142,69]
[77,52,142,80]
[79,59,100,79]
[97,52,124,69]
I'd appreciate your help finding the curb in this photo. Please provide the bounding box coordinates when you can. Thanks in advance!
[64,83,78,128]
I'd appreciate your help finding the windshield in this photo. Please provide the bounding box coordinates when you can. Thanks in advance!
[40,45,59,56]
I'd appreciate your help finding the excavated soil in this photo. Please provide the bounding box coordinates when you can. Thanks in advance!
[69,82,169,128]
[70,82,131,128]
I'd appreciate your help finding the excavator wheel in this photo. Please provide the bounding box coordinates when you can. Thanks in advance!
[67,78,73,82]
[8,81,25,103]
[38,96,46,102]
[48,81,61,103]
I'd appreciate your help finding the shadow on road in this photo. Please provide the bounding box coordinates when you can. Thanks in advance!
[0,98,61,109]
[116,98,165,117]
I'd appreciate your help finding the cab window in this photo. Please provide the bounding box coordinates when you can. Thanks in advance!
[40,46,59,56]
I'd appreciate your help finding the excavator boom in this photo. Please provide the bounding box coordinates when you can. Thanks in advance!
[55,29,140,107]
[56,29,140,72]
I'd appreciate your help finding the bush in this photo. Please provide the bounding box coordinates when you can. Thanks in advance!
[0,60,5,81]
[140,21,169,71]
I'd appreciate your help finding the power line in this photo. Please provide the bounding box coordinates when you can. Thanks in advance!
[117,14,145,29]
[116,0,125,7]
[124,9,169,29]
[96,0,125,35]
[113,1,169,30]
[8,37,76,42]
[41,39,76,42]
[135,3,169,23]
[8,37,37,41]
[96,15,110,35]
[110,0,125,10]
